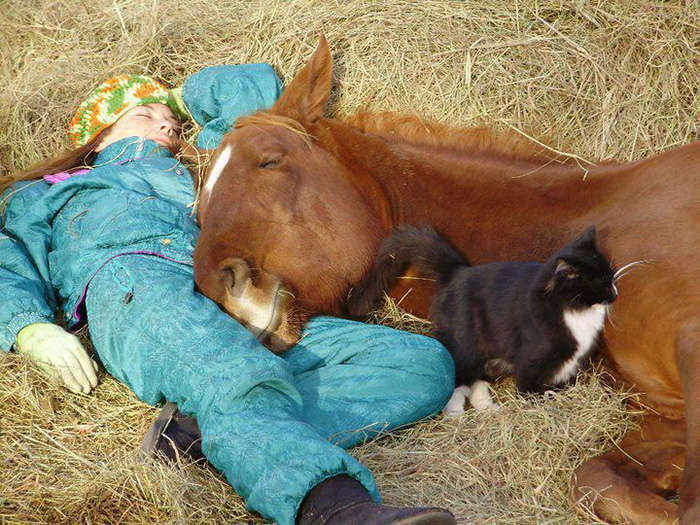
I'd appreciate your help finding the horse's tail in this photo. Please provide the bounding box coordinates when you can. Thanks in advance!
[346,225,466,317]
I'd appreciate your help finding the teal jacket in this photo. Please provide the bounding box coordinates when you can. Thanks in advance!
[0,64,283,351]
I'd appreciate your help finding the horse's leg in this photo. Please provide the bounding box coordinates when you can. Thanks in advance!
[571,414,685,524]
[675,321,700,523]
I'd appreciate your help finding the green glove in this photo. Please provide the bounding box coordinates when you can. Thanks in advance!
[16,323,99,394]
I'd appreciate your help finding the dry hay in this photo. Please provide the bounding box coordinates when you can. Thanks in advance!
[2,0,698,523]
[1,343,640,524]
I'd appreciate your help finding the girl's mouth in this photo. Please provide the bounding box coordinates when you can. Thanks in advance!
[153,136,173,147]
[149,132,177,148]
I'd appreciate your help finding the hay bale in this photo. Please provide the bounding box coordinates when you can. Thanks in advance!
[2,0,697,522]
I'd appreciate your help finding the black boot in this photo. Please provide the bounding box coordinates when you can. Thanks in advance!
[297,475,456,525]
[139,402,207,465]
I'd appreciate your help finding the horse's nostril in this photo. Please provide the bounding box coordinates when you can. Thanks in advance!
[220,257,254,295]
[249,267,261,287]
[227,265,240,290]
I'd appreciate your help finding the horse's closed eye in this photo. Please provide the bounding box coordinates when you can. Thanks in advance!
[259,155,285,169]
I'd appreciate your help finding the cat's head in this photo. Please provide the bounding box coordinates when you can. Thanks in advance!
[545,226,618,308]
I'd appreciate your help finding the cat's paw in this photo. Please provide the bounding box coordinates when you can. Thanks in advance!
[443,406,465,418]
[543,389,558,401]
[468,380,499,411]
[470,397,500,411]
[443,385,470,416]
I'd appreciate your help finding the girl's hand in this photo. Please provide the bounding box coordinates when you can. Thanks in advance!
[16,323,99,394]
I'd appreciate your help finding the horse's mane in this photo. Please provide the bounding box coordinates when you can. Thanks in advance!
[237,110,577,165]
[341,111,571,164]
[236,113,312,146]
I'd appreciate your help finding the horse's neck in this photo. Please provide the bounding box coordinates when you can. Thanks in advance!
[321,118,623,262]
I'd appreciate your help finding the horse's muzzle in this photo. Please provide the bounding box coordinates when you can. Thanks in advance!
[219,258,301,354]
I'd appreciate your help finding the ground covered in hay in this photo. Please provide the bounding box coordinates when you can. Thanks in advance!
[2,0,699,523]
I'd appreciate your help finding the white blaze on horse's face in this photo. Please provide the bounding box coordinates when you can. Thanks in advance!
[202,144,232,207]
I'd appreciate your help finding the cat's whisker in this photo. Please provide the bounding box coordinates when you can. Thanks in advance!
[613,259,654,279]
[568,293,582,307]
[605,307,621,331]
[615,267,641,279]
[613,273,627,286]
[614,269,640,282]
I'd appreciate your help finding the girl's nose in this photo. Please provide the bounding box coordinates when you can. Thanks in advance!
[160,120,174,135]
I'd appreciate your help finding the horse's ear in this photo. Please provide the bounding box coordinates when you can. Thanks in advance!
[271,34,332,125]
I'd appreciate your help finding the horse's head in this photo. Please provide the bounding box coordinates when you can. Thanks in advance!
[194,36,386,352]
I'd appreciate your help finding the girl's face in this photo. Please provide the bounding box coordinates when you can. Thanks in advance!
[95,103,181,152]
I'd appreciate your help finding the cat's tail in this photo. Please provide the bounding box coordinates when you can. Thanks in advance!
[346,225,466,317]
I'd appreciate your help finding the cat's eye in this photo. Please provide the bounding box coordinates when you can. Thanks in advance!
[566,272,578,279]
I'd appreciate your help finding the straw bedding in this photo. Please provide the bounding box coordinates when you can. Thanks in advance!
[2,1,698,523]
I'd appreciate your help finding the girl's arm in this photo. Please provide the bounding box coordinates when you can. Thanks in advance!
[0,182,57,351]
[180,64,283,149]
[0,230,55,351]
[1,184,98,393]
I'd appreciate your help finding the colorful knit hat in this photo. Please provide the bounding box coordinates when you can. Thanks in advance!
[69,74,187,148]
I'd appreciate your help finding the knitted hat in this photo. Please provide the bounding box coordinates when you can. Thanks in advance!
[69,74,187,148]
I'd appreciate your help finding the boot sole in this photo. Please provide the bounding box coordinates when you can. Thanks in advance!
[139,402,179,462]
[392,509,457,525]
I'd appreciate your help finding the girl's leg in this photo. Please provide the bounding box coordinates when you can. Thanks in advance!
[284,316,455,448]
[85,256,377,525]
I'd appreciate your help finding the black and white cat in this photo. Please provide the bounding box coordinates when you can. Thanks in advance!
[346,225,618,415]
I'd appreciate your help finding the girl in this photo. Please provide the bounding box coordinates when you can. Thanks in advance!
[0,66,456,525]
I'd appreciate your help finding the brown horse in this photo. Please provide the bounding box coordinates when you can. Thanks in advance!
[193,36,700,523]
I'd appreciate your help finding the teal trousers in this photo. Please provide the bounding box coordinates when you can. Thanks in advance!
[85,255,454,524]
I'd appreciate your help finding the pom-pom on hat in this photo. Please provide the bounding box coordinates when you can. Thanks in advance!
[69,74,187,148]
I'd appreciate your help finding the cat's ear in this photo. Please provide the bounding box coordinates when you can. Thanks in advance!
[578,225,597,245]
[556,259,580,279]
[555,259,574,275]
[546,259,578,291]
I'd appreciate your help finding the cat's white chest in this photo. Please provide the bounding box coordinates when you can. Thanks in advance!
[551,304,607,385]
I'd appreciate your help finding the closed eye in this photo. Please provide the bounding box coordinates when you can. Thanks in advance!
[259,155,285,169]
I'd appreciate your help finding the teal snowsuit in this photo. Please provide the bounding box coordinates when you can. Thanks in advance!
[0,64,455,524]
